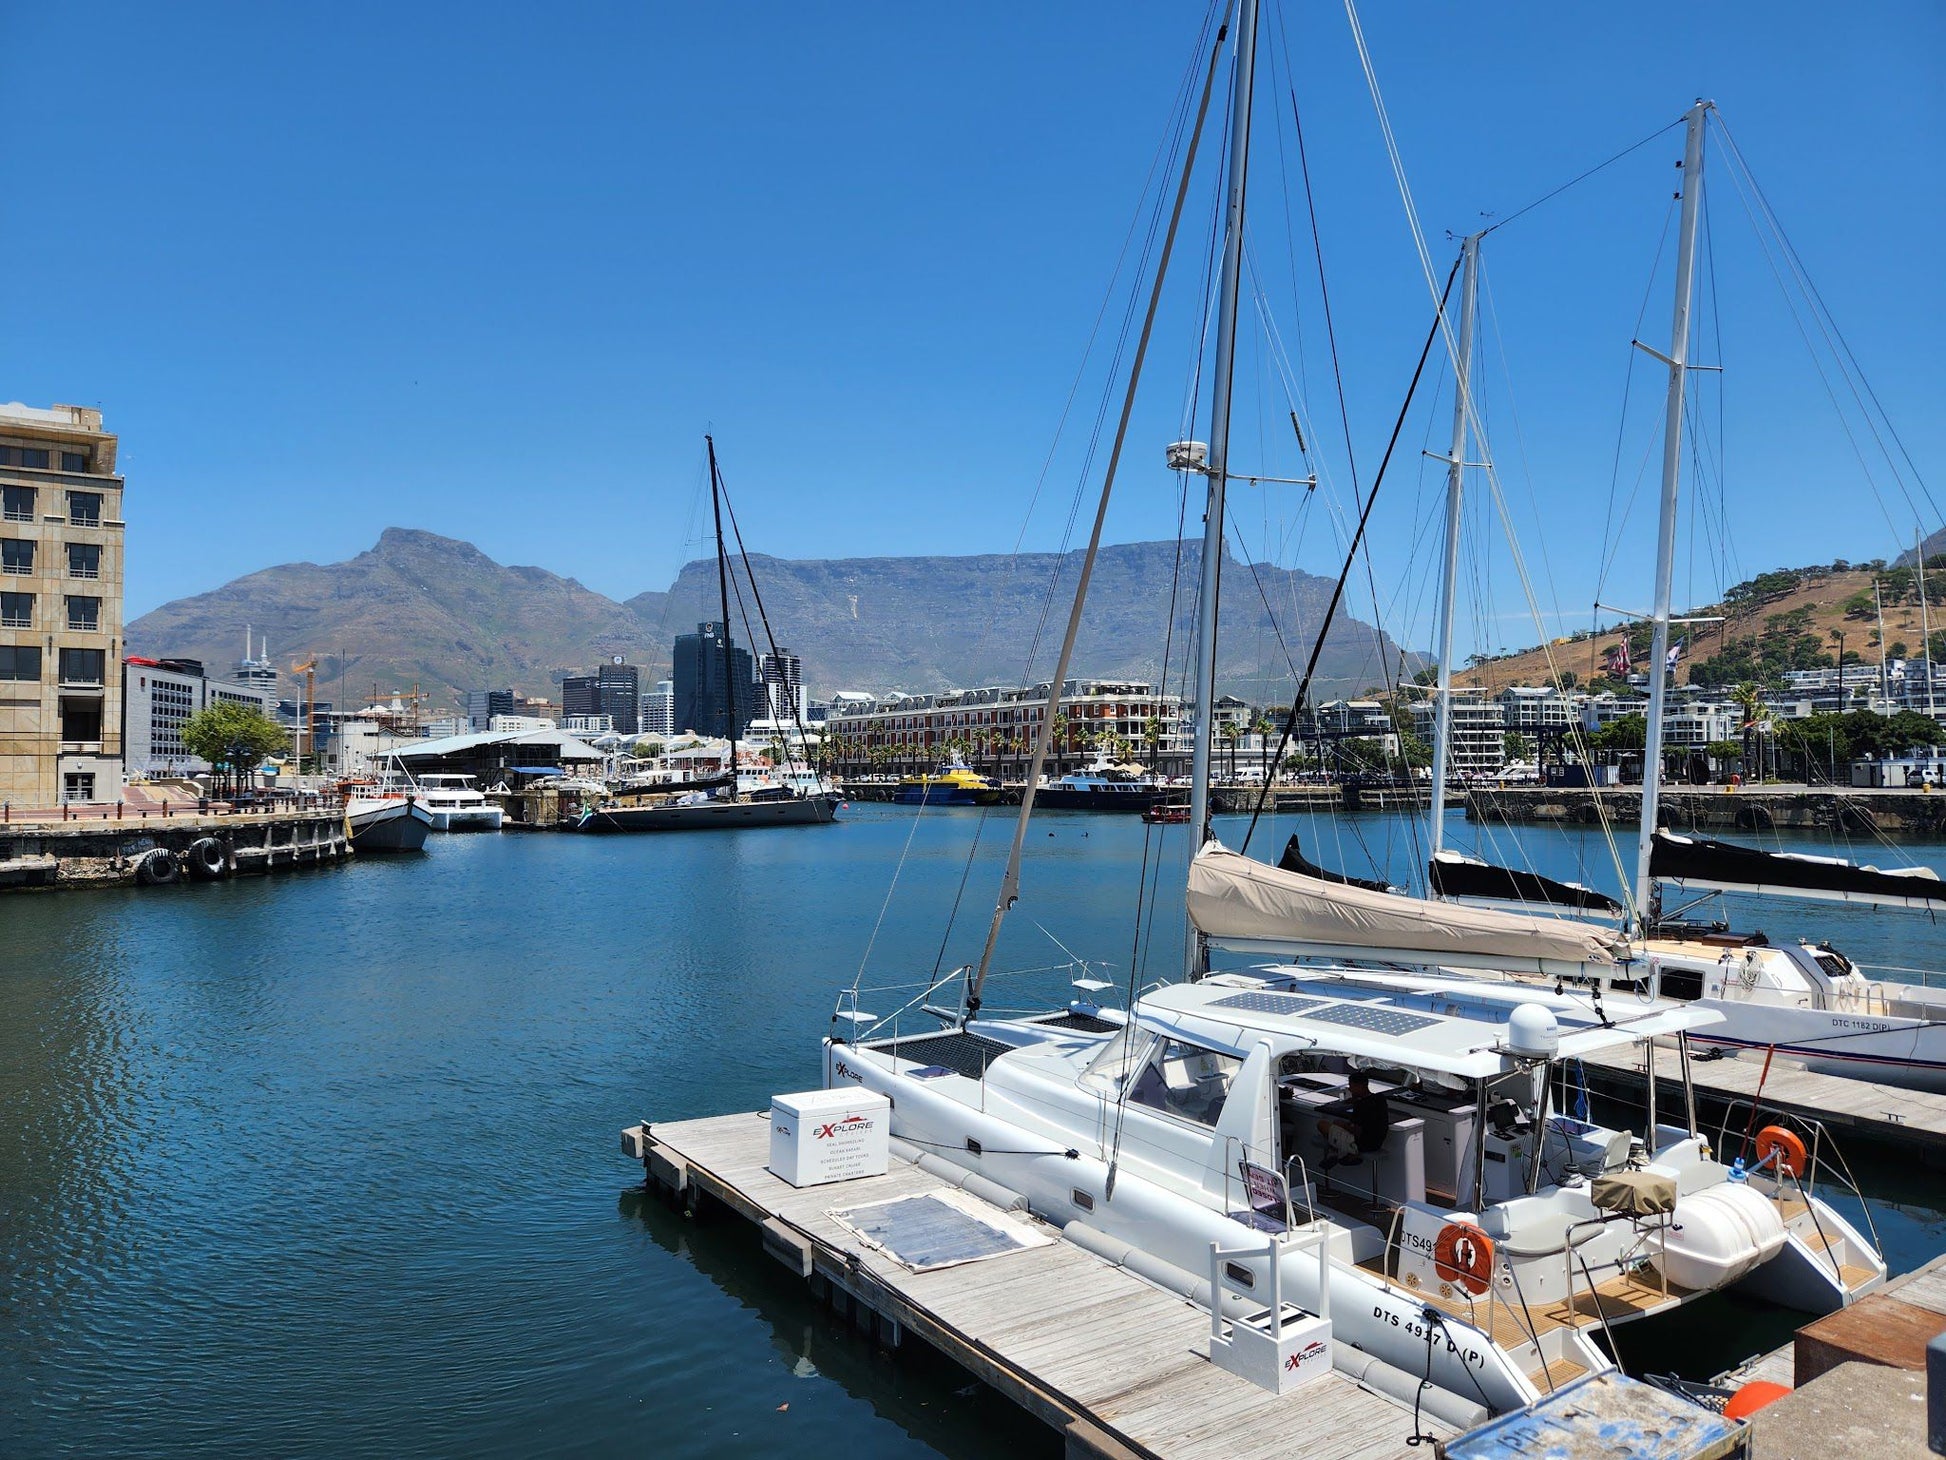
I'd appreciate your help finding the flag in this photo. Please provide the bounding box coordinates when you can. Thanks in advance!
[1604,640,1631,674]
[1666,638,1685,671]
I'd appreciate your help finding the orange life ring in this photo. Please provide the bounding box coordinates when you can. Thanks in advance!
[1722,1380,1791,1420]
[1432,1222,1495,1296]
[1755,1125,1808,1178]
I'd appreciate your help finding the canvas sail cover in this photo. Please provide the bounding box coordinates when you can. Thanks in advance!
[1188,842,1629,972]
[1428,849,1625,916]
[1278,834,1394,893]
[1651,830,1946,909]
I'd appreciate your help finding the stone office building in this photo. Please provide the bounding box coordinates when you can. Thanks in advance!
[0,403,124,807]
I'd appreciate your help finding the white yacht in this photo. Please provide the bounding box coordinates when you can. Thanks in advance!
[409,773,504,832]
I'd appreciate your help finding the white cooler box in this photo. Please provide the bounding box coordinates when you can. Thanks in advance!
[768,1088,891,1188]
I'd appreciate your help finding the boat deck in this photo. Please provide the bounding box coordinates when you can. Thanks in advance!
[1578,1039,1946,1164]
[631,1110,1450,1460]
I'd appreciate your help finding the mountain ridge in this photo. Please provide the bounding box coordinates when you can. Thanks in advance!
[128,528,1415,709]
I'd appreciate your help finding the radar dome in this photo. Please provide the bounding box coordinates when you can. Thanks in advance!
[1507,1003,1561,1059]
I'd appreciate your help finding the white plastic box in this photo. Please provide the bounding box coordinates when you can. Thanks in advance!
[768,1088,891,1188]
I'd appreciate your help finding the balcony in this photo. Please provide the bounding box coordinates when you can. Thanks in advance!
[67,565,100,580]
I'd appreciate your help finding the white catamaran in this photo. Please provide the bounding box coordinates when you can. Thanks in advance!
[820,17,1883,1426]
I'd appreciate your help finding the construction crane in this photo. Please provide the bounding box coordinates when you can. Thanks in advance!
[291,656,317,775]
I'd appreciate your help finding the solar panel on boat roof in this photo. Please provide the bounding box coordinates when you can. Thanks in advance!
[1210,991,1328,1017]
[1307,1003,1440,1036]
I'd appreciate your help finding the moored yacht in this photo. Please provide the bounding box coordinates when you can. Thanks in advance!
[893,758,1001,807]
[410,773,504,832]
[344,791,434,851]
[1035,752,1168,812]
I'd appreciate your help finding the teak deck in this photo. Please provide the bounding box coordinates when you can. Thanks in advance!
[634,1110,1448,1460]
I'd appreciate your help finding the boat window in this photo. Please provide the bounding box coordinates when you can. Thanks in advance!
[1080,1026,1156,1094]
[1127,1038,1242,1127]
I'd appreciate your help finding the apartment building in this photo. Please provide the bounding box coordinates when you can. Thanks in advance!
[0,403,124,805]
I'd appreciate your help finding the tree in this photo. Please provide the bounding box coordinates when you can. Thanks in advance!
[1730,682,1770,781]
[181,701,288,794]
[1591,714,1647,752]
[1502,731,1534,764]
[1220,722,1242,781]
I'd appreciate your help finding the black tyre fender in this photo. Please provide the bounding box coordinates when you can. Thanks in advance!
[185,837,229,880]
[135,847,180,886]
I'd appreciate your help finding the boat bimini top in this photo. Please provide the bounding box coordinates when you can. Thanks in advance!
[1131,975,1724,1080]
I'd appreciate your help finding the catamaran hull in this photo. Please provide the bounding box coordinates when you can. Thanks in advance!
[1032,789,1168,812]
[824,1039,1537,1418]
[1688,1007,1946,1093]
[423,806,503,832]
[577,796,839,832]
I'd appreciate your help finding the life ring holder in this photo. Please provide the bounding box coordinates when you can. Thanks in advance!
[1432,1221,1495,1297]
[1755,1125,1807,1178]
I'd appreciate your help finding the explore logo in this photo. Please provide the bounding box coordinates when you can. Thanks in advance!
[815,1115,873,1140]
[1284,1340,1329,1372]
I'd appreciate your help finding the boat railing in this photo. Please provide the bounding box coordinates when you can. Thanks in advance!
[1854,962,1946,992]
[1710,1099,1882,1257]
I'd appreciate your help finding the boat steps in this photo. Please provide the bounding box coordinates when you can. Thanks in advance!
[1528,1357,1589,1390]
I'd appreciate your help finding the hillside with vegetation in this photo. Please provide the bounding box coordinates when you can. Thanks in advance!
[1452,558,1946,696]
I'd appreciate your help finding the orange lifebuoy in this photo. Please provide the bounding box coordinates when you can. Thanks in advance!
[1755,1125,1808,1178]
[1722,1380,1791,1420]
[1432,1221,1495,1296]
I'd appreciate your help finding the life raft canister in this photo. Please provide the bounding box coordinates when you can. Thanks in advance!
[1755,1125,1808,1179]
[1432,1221,1495,1296]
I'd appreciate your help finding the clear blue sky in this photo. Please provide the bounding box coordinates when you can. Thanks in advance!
[3,2,1940,666]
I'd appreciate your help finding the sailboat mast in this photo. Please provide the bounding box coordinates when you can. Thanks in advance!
[1428,233,1481,862]
[1633,100,1710,923]
[707,435,739,802]
[1920,528,1936,717]
[1186,0,1261,876]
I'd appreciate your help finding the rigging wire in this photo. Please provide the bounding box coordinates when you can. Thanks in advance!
[1479,119,1686,240]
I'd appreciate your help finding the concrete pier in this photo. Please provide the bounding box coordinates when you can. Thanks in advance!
[0,807,352,890]
[1468,784,1946,837]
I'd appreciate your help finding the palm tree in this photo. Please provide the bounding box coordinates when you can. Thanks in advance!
[1220,722,1242,783]
[1731,681,1769,781]
[1251,713,1275,781]
[1142,715,1163,771]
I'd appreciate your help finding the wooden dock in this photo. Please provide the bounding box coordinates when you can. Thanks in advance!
[1577,1041,1946,1165]
[631,1110,1450,1460]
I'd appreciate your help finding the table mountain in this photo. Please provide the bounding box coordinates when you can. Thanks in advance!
[129,528,1414,709]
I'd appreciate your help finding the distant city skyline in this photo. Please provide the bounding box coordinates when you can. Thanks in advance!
[4,2,1939,671]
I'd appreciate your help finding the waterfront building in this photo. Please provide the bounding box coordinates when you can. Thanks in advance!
[388,727,603,782]
[641,679,675,737]
[563,714,615,735]
[466,688,515,731]
[487,713,556,733]
[672,622,755,740]
[1411,688,1504,778]
[123,656,276,777]
[232,628,280,701]
[759,648,804,723]
[563,660,640,735]
[823,678,1188,778]
[0,403,125,806]
[1498,684,1576,731]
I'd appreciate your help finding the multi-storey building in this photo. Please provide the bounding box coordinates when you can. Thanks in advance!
[759,647,804,723]
[1497,685,1576,731]
[672,623,756,739]
[641,679,675,737]
[1411,688,1505,779]
[124,657,277,776]
[466,688,515,731]
[823,679,1188,777]
[0,403,124,806]
[563,660,641,736]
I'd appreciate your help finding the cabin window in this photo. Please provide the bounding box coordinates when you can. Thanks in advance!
[1128,1038,1242,1127]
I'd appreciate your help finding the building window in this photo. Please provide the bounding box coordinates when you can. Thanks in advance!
[0,592,29,628]
[0,644,42,681]
[67,491,102,525]
[0,447,13,465]
[1,485,32,522]
[65,595,99,631]
[60,697,103,742]
[2,539,32,575]
[67,542,100,579]
[61,451,89,473]
[20,448,50,469]
[59,647,105,684]
[62,772,96,803]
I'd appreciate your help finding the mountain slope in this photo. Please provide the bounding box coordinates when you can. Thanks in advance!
[131,531,1413,708]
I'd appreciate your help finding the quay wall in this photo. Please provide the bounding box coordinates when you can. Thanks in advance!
[1468,785,1946,837]
[0,808,351,891]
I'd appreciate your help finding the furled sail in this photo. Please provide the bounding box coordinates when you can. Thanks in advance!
[1651,830,1946,910]
[1428,849,1624,916]
[1278,834,1395,893]
[1188,842,1630,975]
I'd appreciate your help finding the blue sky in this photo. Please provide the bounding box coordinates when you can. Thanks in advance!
[3,2,1940,666]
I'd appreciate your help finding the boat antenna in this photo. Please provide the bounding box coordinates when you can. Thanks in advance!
[1632,100,1711,928]
[707,434,739,802]
[962,5,1233,1023]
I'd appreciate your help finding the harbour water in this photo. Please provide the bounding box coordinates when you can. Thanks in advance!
[3,807,1944,1455]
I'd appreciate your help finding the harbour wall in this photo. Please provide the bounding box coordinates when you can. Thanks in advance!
[1467,784,1946,837]
[0,809,351,891]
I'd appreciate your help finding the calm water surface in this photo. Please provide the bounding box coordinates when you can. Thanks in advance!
[2,805,1942,1454]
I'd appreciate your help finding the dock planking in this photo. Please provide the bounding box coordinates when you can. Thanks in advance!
[634,1110,1448,1460]
[1577,1039,1946,1164]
